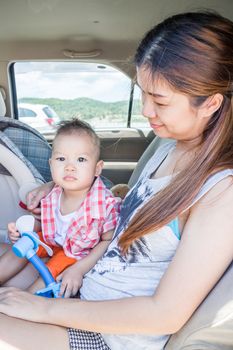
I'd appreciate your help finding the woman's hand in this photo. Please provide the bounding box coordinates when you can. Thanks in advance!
[26,181,54,215]
[0,287,50,323]
[7,222,20,243]
[56,264,84,298]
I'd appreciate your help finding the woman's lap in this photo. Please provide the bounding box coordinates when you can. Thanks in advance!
[0,313,110,350]
[0,313,69,350]
[68,328,110,350]
[0,243,109,349]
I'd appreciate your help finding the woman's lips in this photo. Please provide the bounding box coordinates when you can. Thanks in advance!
[150,123,163,129]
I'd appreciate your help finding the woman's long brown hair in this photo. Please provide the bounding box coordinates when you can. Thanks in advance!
[119,12,233,254]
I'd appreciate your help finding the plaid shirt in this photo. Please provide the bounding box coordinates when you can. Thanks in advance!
[41,176,121,259]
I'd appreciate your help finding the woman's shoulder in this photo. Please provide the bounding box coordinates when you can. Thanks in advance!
[187,172,233,229]
[196,173,233,206]
[192,170,233,208]
[181,170,233,236]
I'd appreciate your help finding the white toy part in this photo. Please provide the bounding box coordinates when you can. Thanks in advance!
[16,215,53,257]
[15,214,35,233]
[0,144,42,242]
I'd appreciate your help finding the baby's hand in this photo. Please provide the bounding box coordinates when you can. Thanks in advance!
[8,222,20,243]
[56,263,83,298]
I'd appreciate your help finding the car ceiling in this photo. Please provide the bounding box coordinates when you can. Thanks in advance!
[0,0,233,73]
[1,0,233,42]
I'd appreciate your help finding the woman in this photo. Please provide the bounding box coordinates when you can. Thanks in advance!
[0,11,233,350]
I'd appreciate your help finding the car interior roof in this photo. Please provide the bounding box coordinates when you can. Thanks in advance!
[1,0,233,64]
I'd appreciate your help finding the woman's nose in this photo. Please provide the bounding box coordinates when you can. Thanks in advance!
[142,97,156,119]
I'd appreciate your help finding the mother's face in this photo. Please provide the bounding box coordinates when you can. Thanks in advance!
[136,66,212,142]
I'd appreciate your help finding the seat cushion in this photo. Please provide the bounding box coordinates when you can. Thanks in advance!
[165,262,233,349]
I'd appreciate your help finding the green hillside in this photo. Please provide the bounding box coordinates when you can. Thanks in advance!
[19,97,142,122]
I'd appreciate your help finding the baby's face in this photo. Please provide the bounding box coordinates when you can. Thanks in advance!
[50,132,102,193]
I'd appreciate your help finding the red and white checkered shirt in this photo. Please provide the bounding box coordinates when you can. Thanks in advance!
[41,177,121,259]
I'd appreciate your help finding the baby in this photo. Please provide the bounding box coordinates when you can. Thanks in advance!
[1,118,121,297]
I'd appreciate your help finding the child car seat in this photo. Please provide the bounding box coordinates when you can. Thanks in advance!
[0,116,52,242]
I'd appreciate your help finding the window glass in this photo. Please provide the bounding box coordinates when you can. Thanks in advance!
[18,108,37,117]
[130,84,150,129]
[13,62,132,136]
[43,106,58,119]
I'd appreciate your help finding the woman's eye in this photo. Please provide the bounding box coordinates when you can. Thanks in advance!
[77,157,86,162]
[56,157,65,161]
[154,101,166,107]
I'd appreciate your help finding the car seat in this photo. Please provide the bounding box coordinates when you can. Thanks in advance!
[0,90,52,242]
[129,134,233,349]
[128,135,171,188]
[166,261,233,349]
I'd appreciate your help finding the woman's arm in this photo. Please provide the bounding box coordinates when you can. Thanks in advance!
[26,181,54,214]
[0,177,233,335]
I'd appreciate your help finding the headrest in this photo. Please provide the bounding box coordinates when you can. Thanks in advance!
[0,88,6,116]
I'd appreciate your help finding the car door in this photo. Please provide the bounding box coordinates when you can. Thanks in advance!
[99,127,154,184]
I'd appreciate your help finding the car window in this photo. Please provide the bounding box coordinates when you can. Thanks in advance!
[18,107,37,118]
[13,61,135,136]
[130,84,149,129]
[43,106,58,119]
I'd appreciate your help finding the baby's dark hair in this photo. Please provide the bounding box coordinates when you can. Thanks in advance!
[55,118,100,159]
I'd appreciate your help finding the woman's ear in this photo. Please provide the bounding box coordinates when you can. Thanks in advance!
[200,93,224,118]
[95,160,104,176]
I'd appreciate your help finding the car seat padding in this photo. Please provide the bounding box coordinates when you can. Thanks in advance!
[0,144,42,242]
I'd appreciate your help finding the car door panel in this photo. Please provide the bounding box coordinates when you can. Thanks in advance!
[97,128,154,184]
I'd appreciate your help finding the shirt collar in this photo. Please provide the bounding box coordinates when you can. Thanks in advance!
[83,176,108,224]
[47,176,109,224]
